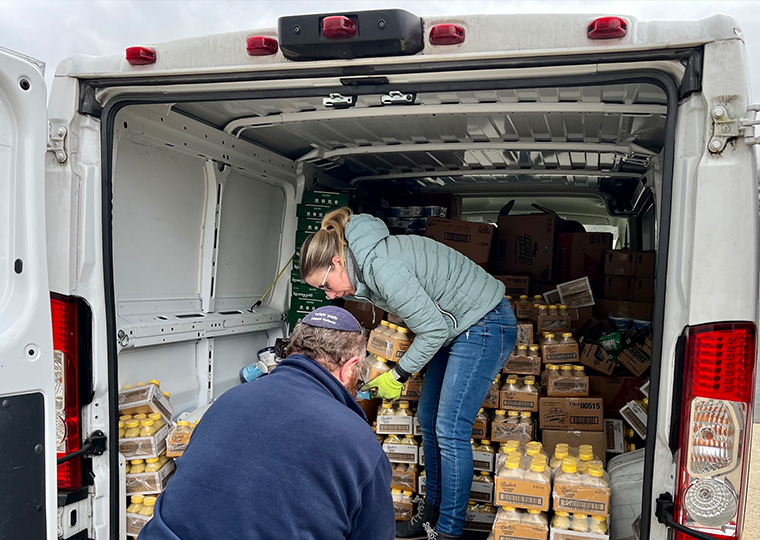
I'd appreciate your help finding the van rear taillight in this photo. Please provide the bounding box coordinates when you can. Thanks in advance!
[322,16,357,39]
[587,16,627,39]
[126,46,157,66]
[674,323,756,539]
[246,36,278,56]
[52,295,83,491]
[429,23,465,46]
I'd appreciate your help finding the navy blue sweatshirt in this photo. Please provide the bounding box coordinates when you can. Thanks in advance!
[139,354,394,540]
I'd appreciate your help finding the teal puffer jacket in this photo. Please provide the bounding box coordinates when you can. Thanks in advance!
[345,214,506,374]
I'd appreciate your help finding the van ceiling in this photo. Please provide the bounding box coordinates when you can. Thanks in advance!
[173,82,667,208]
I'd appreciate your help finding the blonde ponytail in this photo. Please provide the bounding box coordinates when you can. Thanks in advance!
[299,206,353,280]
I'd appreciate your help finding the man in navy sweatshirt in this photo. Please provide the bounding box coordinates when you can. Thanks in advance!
[140,306,395,540]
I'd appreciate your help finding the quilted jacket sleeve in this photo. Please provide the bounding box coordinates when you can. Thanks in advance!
[369,258,449,374]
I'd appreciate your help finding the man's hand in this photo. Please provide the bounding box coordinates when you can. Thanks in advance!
[361,371,403,401]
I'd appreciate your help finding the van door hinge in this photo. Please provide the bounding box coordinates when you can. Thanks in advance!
[381,90,416,105]
[47,123,68,163]
[323,93,354,109]
[740,104,760,146]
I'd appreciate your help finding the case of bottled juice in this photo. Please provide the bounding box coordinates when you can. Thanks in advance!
[119,422,170,460]
[499,375,540,411]
[391,462,419,491]
[366,326,412,361]
[376,401,415,435]
[491,506,549,539]
[494,451,551,512]
[502,345,541,375]
[545,364,589,397]
[125,457,176,494]
[540,333,580,364]
[552,456,611,516]
[118,381,174,424]
[549,512,610,540]
[463,501,498,532]
[470,470,495,504]
[165,420,194,458]
[392,488,414,521]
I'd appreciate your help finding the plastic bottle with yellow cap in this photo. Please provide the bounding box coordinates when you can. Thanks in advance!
[118,421,126,439]
[391,488,403,503]
[402,490,413,504]
[139,419,157,437]
[126,494,145,514]
[397,401,413,417]
[376,319,392,336]
[175,420,192,435]
[162,390,171,401]
[556,457,583,486]
[133,413,148,421]
[499,452,524,481]
[475,407,488,427]
[542,333,558,347]
[572,364,586,376]
[589,515,609,534]
[585,463,610,488]
[139,496,157,517]
[120,414,133,422]
[368,356,391,381]
[522,377,537,394]
[515,344,529,358]
[148,413,165,430]
[378,400,396,418]
[130,459,146,474]
[519,411,532,430]
[522,508,548,528]
[571,513,590,532]
[558,305,569,317]
[578,444,603,468]
[550,443,569,472]
[476,470,493,485]
[124,420,141,438]
[516,295,532,319]
[559,364,574,377]
[401,435,418,447]
[552,511,571,530]
[528,344,541,361]
[524,455,550,485]
[144,457,162,473]
[504,375,521,393]
[496,505,523,524]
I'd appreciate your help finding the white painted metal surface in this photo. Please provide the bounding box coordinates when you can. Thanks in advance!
[0,47,56,540]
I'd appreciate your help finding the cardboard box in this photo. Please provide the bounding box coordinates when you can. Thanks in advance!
[633,278,655,302]
[555,233,614,286]
[541,429,606,466]
[500,389,540,412]
[357,398,382,425]
[539,397,604,431]
[537,315,572,333]
[495,276,531,297]
[343,300,384,330]
[426,217,495,267]
[483,384,501,409]
[517,323,534,346]
[383,442,419,464]
[473,415,489,439]
[126,459,176,494]
[551,529,609,540]
[603,250,636,276]
[126,513,152,537]
[396,192,462,220]
[470,478,495,504]
[569,307,594,332]
[491,419,533,443]
[603,276,635,301]
[557,277,596,309]
[166,426,192,458]
[620,400,648,439]
[634,251,656,278]
[589,377,647,417]
[579,344,617,376]
[594,299,653,321]
[546,376,590,397]
[604,419,626,454]
[495,214,557,282]
[118,424,170,460]
[118,385,174,424]
[377,414,414,435]
[494,522,548,540]
[542,341,580,364]
[473,450,495,472]
[463,509,497,532]
[502,352,541,375]
[394,500,414,521]
[618,345,652,376]
[401,379,423,401]
[367,329,412,361]
[494,475,551,511]
[553,481,610,516]
[391,468,417,491]
[418,474,426,495]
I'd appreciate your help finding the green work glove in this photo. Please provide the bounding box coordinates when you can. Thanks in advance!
[361,371,404,401]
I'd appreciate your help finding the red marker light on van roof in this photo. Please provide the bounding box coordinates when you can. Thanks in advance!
[125,46,157,66]
[322,16,357,39]
[246,36,278,56]
[429,23,465,46]
[587,17,627,39]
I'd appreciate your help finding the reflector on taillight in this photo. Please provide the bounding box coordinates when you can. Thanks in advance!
[429,23,465,46]
[126,46,157,66]
[322,16,357,39]
[52,295,83,491]
[674,323,756,539]
[587,16,628,40]
[246,36,278,56]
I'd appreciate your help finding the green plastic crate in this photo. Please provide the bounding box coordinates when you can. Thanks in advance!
[290,297,332,312]
[297,217,322,233]
[288,310,308,326]
[295,230,311,248]
[297,204,334,220]
[302,191,350,207]
[292,282,328,301]
[291,269,306,287]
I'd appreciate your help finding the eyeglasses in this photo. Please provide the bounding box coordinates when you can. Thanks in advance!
[318,265,332,292]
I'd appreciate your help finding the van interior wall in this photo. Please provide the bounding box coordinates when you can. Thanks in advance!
[111,105,295,415]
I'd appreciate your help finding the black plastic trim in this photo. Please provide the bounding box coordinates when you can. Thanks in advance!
[669,335,687,454]
[77,46,702,109]
[99,69,680,540]
[58,486,89,507]
[678,49,704,100]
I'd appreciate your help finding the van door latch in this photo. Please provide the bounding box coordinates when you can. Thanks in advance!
[323,93,354,109]
[739,104,760,146]
[381,91,415,105]
[47,123,68,163]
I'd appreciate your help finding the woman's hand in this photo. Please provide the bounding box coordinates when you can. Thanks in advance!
[361,371,403,401]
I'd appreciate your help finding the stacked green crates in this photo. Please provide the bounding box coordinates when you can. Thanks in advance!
[288,191,351,332]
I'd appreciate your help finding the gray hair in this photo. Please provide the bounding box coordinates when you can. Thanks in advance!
[285,323,367,372]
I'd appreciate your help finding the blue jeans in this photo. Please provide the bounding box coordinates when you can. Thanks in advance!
[417,298,517,536]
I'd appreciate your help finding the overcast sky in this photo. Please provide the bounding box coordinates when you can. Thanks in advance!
[1,0,759,101]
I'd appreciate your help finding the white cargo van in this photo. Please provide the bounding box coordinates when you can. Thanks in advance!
[0,9,758,540]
